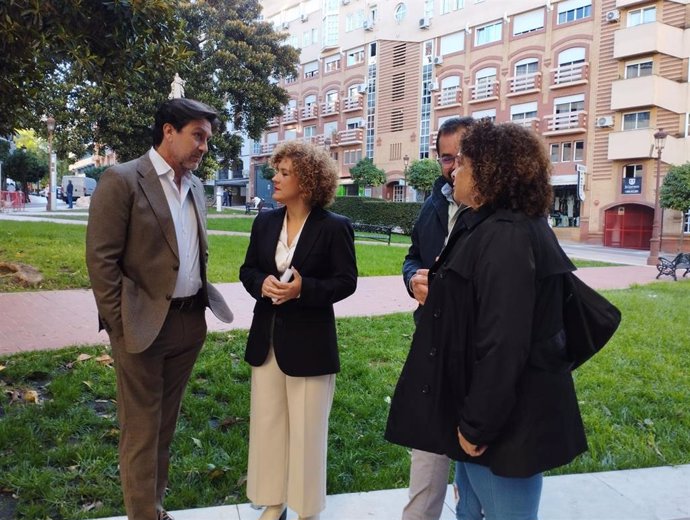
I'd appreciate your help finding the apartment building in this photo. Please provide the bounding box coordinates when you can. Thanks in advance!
[252,0,690,250]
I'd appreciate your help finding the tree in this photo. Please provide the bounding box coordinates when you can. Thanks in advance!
[660,163,690,251]
[349,158,386,189]
[23,1,298,180]
[3,148,48,197]
[261,164,276,180]
[0,1,179,136]
[407,159,441,200]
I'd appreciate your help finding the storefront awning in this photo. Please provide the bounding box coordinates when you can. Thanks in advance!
[550,174,578,186]
[217,178,249,187]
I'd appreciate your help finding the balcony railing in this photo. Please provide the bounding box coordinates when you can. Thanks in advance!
[512,117,540,131]
[337,128,364,145]
[301,105,319,120]
[507,72,542,95]
[542,111,587,134]
[252,142,277,156]
[552,62,589,87]
[281,108,298,124]
[435,86,462,107]
[267,116,279,127]
[320,101,340,117]
[430,131,438,150]
[342,96,364,112]
[469,80,499,102]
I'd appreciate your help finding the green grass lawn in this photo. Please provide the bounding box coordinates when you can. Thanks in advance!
[0,281,688,519]
[1,220,618,292]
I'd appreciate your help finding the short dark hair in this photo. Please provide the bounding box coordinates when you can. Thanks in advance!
[152,99,221,146]
[435,116,474,152]
[460,119,553,217]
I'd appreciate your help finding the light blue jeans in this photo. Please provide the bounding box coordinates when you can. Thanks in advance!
[455,461,542,520]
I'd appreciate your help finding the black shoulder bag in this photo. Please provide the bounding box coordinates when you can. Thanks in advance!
[563,272,621,369]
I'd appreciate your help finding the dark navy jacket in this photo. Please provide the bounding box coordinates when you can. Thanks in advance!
[402,175,452,323]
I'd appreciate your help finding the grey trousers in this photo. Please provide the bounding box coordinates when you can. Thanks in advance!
[402,449,452,520]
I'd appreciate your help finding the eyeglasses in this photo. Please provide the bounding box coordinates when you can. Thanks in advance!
[438,153,463,167]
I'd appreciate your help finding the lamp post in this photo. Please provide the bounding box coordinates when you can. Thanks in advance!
[403,153,410,202]
[46,116,56,211]
[647,128,668,265]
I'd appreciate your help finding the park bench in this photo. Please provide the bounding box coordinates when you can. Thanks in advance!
[655,252,690,281]
[352,222,393,245]
[245,201,275,214]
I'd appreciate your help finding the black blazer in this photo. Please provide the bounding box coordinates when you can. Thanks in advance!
[239,206,358,376]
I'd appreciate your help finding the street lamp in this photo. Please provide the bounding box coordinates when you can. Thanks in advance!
[403,154,410,202]
[46,116,56,211]
[647,128,668,265]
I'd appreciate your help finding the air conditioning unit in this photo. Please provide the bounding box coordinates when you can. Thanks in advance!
[363,19,374,31]
[596,115,614,128]
[300,14,308,22]
[342,0,350,4]
[419,17,431,29]
[357,84,368,93]
[281,21,289,29]
[429,80,440,91]
[433,55,443,66]
[606,9,620,22]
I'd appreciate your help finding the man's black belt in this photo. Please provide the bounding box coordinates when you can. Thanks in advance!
[169,291,203,311]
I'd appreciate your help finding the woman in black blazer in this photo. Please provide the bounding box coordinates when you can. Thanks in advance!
[386,120,588,520]
[239,141,357,520]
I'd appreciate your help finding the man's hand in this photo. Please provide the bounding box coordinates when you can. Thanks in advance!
[457,428,487,457]
[410,268,430,305]
[261,268,302,305]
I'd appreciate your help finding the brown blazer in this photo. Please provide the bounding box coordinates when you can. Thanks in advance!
[85,152,232,353]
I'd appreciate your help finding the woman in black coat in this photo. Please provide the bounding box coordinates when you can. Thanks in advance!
[240,141,357,520]
[386,119,587,520]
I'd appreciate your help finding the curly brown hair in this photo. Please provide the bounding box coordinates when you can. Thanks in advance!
[460,119,553,217]
[269,141,339,208]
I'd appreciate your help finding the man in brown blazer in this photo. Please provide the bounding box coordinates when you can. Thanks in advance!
[86,98,233,520]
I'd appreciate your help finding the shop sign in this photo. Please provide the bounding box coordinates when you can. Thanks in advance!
[622,176,642,195]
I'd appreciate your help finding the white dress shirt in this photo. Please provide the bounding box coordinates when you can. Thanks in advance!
[149,148,202,298]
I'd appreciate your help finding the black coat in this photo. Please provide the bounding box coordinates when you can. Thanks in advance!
[386,207,588,478]
[239,206,357,377]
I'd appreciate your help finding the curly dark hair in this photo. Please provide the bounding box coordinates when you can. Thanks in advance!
[460,119,553,216]
[269,141,339,208]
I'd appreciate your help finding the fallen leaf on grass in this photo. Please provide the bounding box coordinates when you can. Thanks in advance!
[95,354,113,365]
[0,364,5,371]
[192,437,203,449]
[83,380,94,390]
[76,353,93,362]
[81,501,103,512]
[23,390,39,404]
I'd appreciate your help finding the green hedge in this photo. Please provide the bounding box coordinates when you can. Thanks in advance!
[330,196,423,235]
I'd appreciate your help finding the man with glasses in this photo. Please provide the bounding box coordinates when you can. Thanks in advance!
[401,116,473,520]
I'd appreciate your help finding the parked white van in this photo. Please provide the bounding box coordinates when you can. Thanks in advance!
[61,175,97,201]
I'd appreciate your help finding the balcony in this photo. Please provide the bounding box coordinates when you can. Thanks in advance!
[551,62,589,89]
[342,96,364,112]
[542,111,587,135]
[252,142,277,157]
[300,105,319,121]
[430,131,438,151]
[614,21,686,60]
[281,108,298,124]
[507,72,542,97]
[336,128,364,145]
[468,80,499,103]
[320,101,340,117]
[611,75,688,114]
[608,129,689,165]
[267,116,279,127]
[512,117,540,132]
[435,86,462,108]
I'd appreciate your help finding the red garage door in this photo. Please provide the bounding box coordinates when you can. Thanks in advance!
[604,205,653,249]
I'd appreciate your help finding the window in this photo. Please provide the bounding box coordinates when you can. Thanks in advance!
[562,142,573,162]
[344,149,363,164]
[622,111,651,130]
[424,0,434,19]
[472,108,496,121]
[304,61,318,78]
[475,21,502,46]
[684,209,690,234]
[474,67,497,99]
[510,101,538,123]
[439,75,461,105]
[625,60,653,78]
[513,9,545,35]
[550,144,561,162]
[628,6,656,27]
[624,164,643,178]
[574,141,584,161]
[556,47,586,84]
[345,10,366,31]
[557,0,591,24]
[324,54,341,73]
[394,2,407,23]
[323,14,339,48]
[303,125,316,138]
[284,129,297,142]
[346,47,365,66]
[346,117,363,129]
[440,31,464,55]
[515,58,539,77]
[324,121,338,138]
[440,0,462,15]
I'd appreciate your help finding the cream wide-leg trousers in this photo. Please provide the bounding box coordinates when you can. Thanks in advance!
[247,347,336,517]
